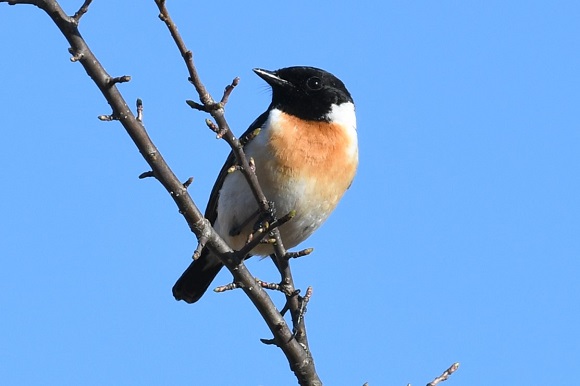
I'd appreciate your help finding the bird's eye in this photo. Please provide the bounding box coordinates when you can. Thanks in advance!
[306,76,323,90]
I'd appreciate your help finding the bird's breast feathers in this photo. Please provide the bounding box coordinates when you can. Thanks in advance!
[216,103,357,253]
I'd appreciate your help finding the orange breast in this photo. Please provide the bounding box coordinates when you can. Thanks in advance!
[267,111,358,207]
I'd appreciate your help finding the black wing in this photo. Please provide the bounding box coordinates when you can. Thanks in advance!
[204,110,270,224]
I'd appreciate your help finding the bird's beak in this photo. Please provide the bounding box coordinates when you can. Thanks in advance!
[253,68,291,88]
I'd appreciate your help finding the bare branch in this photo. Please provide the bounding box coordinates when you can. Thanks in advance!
[192,234,207,260]
[136,98,144,122]
[185,99,207,112]
[2,0,234,273]
[152,2,321,384]
[4,1,323,384]
[286,248,314,259]
[108,75,131,86]
[240,127,261,145]
[71,0,92,23]
[296,286,313,326]
[154,0,212,106]
[220,77,240,105]
[182,177,194,189]
[3,0,39,7]
[214,281,241,293]
[69,49,84,62]
[138,171,155,179]
[426,362,460,386]
[97,114,119,121]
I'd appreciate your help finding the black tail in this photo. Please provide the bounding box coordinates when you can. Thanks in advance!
[172,250,223,304]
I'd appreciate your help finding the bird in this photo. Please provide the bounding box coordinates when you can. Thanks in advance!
[172,66,358,303]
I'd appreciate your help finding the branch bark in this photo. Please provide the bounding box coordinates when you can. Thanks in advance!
[1,0,321,384]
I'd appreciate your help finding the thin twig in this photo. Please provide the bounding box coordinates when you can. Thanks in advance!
[213,281,240,293]
[71,0,92,23]
[136,98,143,122]
[286,248,314,259]
[296,286,313,326]
[182,177,194,189]
[236,210,296,259]
[220,77,240,105]
[154,0,212,106]
[192,234,207,260]
[97,113,119,121]
[108,75,131,86]
[139,171,155,179]
[426,362,460,386]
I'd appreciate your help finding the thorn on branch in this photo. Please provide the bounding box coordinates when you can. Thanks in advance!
[228,210,258,237]
[248,157,256,173]
[280,295,294,316]
[296,286,313,326]
[139,171,155,179]
[240,128,261,146]
[97,113,119,121]
[205,118,217,131]
[185,99,205,111]
[136,98,143,122]
[214,281,241,293]
[260,337,278,346]
[227,164,242,173]
[286,248,314,260]
[203,118,228,139]
[192,234,207,260]
[241,209,294,252]
[236,209,296,258]
[426,363,460,386]
[257,279,282,292]
[183,177,194,189]
[220,77,240,105]
[71,0,93,24]
[272,210,295,228]
[257,279,299,297]
[108,75,131,86]
[252,219,270,238]
[185,99,222,113]
[68,47,84,62]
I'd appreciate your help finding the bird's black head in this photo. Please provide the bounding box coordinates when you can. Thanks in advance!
[253,66,353,122]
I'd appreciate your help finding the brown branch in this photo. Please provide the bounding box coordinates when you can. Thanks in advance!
[153,0,211,106]
[97,113,119,121]
[71,0,92,23]
[220,77,240,105]
[3,0,321,385]
[153,1,320,384]
[426,362,460,386]
[135,98,144,122]
[182,176,194,189]
[286,248,314,259]
[0,0,235,256]
[108,75,131,86]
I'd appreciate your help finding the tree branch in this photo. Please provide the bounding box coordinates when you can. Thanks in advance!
[426,362,460,386]
[152,1,320,383]
[3,0,321,384]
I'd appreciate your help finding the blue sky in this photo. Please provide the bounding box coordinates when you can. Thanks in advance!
[1,1,579,385]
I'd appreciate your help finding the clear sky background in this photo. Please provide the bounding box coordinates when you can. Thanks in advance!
[1,1,579,385]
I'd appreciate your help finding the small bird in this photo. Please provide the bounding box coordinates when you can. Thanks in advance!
[173,66,358,303]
